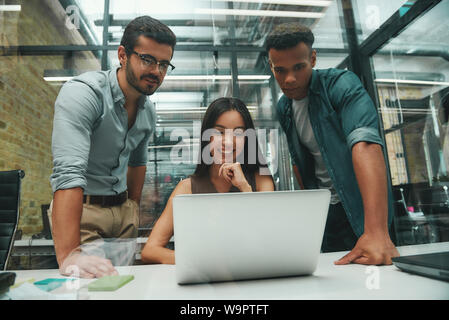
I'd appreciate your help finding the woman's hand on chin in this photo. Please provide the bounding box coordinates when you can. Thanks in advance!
[218,162,252,192]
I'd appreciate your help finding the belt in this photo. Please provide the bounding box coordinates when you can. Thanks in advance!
[83,191,128,207]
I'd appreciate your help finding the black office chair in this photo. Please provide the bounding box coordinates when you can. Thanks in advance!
[0,170,25,270]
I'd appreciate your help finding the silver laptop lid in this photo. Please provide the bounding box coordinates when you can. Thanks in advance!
[173,190,330,284]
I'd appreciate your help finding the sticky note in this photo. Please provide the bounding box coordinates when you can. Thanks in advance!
[87,275,134,292]
[34,278,73,292]
[11,278,35,289]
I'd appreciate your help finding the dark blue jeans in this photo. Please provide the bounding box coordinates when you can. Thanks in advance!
[321,202,358,253]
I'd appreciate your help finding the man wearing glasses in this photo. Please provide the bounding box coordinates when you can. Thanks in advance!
[49,16,176,278]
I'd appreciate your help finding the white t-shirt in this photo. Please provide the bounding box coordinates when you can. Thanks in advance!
[292,97,340,204]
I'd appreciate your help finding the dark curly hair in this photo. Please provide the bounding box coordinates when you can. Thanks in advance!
[266,22,314,52]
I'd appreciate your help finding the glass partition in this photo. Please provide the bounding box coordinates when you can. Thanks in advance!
[0,0,104,46]
[103,0,351,229]
[353,0,411,44]
[1,0,397,270]
[372,0,449,245]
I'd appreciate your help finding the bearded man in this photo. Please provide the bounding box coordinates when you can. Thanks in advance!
[49,16,176,278]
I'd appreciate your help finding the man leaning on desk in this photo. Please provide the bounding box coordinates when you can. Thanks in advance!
[266,23,400,265]
[49,16,176,278]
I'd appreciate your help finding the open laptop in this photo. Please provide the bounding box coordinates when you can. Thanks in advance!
[392,251,449,282]
[172,190,330,284]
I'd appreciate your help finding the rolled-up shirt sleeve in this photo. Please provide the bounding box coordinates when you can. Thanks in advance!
[128,132,150,167]
[328,70,384,150]
[50,80,102,192]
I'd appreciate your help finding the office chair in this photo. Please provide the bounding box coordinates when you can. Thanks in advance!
[0,170,25,270]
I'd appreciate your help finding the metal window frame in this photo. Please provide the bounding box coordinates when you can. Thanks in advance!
[2,0,443,197]
[339,0,442,190]
[4,170,25,271]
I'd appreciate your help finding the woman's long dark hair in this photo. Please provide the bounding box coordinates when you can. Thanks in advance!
[193,97,270,177]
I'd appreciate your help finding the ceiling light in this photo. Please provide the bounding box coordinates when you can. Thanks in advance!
[165,75,271,81]
[165,75,231,81]
[0,5,21,11]
[152,92,204,103]
[195,8,325,18]
[43,76,74,82]
[374,79,449,86]
[156,106,257,114]
[238,75,271,80]
[44,75,271,82]
[214,0,332,7]
[156,106,257,111]
[156,110,206,114]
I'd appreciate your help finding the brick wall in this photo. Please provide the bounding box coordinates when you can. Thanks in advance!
[0,0,100,236]
[378,86,431,185]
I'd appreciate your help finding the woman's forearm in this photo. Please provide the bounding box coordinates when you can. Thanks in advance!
[141,246,175,264]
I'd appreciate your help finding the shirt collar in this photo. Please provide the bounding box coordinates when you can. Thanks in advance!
[308,69,320,95]
[109,67,149,110]
[110,67,125,104]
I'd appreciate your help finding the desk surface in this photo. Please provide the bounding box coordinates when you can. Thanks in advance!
[7,242,449,300]
[13,237,150,246]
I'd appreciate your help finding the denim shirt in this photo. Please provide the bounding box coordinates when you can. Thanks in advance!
[275,68,394,237]
[50,68,155,195]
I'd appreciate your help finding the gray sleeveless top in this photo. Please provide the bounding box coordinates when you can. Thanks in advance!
[190,171,257,194]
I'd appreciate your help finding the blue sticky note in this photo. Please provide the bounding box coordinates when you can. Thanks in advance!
[33,278,73,292]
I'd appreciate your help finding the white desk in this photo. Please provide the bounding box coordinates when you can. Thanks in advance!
[7,242,449,300]
[11,237,168,261]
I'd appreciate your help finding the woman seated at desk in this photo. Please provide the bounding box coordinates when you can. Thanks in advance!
[141,97,275,264]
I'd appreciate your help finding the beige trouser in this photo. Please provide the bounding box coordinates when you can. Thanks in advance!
[48,198,139,244]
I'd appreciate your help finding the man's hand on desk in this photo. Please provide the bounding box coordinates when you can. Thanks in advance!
[60,252,119,278]
[334,232,400,266]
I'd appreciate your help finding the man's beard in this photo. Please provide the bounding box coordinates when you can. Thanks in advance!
[125,63,160,96]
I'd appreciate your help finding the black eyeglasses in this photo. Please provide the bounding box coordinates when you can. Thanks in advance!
[132,51,175,74]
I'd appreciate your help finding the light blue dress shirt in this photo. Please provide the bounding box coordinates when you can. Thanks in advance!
[50,68,155,195]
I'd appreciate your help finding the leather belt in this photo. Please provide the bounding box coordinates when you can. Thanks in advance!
[83,191,128,207]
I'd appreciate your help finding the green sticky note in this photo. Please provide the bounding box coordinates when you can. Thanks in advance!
[87,275,134,292]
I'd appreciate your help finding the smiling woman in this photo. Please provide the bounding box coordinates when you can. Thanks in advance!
[194,97,269,177]
[140,97,275,265]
